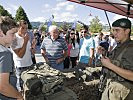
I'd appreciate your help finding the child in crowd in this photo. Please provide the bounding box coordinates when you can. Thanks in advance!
[0,16,23,100]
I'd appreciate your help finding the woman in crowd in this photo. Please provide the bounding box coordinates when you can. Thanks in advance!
[69,30,80,68]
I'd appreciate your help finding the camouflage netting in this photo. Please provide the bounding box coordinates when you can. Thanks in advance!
[64,79,99,100]
[62,67,101,100]
[21,63,102,100]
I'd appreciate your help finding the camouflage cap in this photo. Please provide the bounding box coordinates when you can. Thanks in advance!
[112,18,131,29]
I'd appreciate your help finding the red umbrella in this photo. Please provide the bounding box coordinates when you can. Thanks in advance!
[67,0,133,18]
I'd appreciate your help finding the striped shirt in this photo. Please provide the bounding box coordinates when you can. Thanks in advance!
[41,36,68,70]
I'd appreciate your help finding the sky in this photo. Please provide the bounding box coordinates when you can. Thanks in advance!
[0,0,130,25]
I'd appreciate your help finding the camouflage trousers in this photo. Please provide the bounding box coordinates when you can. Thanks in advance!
[101,79,133,100]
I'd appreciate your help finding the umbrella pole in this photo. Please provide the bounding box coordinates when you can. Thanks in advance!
[127,4,131,19]
[104,10,111,31]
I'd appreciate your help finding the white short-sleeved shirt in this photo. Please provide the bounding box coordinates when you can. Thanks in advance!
[11,33,33,68]
[108,37,117,51]
[70,42,79,57]
[94,35,101,48]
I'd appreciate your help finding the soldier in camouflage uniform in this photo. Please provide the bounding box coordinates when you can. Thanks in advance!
[100,18,133,100]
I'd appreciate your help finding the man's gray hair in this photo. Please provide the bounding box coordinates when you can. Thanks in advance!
[48,25,58,32]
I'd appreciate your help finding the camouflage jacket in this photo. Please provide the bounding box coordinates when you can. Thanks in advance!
[106,39,133,83]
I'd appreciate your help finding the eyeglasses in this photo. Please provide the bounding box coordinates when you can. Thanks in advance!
[23,22,27,24]
[81,31,87,33]
[20,20,27,25]
[70,33,75,35]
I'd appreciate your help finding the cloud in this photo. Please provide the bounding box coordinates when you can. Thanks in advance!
[2,4,19,17]
[6,7,12,14]
[100,20,106,25]
[41,1,76,22]
[99,17,106,25]
[53,12,78,22]
[112,14,133,25]
[40,1,78,22]
[42,1,76,14]
[43,4,50,8]
[85,17,94,25]
[54,6,61,11]
[54,1,76,12]
[66,5,75,11]
[113,14,126,21]
[52,1,77,22]
[56,0,64,2]
[56,1,69,7]
[31,17,46,22]
[8,4,19,11]
[109,14,127,25]
[41,1,69,13]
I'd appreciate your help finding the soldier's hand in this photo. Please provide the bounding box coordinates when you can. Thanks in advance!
[101,56,111,68]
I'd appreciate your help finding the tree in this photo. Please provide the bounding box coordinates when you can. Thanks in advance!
[61,22,71,31]
[0,5,13,18]
[52,21,57,26]
[40,25,47,32]
[89,16,103,33]
[76,23,82,32]
[15,6,32,29]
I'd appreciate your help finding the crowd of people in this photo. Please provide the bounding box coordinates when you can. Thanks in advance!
[0,16,133,100]
[41,24,117,70]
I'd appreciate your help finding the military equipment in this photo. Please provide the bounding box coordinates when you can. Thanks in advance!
[21,62,78,100]
[73,64,101,82]
[21,62,63,95]
[62,67,101,100]
[98,68,107,99]
[98,51,108,99]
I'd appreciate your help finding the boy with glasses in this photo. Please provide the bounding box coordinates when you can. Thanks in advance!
[78,26,95,68]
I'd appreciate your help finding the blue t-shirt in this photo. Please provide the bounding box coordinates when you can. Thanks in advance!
[79,36,95,64]
[99,40,109,51]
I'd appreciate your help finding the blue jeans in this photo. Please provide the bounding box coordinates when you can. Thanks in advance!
[15,67,31,91]
[51,62,64,71]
